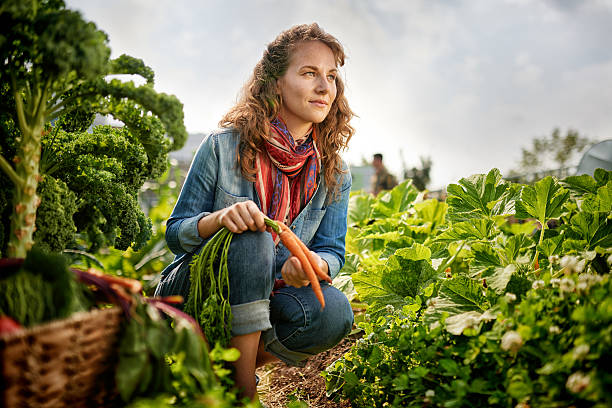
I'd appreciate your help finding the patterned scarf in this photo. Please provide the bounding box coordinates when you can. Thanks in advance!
[255,117,320,234]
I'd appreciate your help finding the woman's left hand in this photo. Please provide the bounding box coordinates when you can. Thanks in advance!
[281,250,328,288]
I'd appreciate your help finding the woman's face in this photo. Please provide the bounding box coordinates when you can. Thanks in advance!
[277,40,338,139]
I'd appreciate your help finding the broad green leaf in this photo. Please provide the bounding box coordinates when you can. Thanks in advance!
[371,180,419,218]
[337,253,359,276]
[582,181,612,213]
[515,176,570,226]
[562,239,588,253]
[414,199,448,231]
[594,168,611,185]
[562,174,598,195]
[501,220,537,236]
[423,276,490,327]
[444,309,497,335]
[352,267,406,315]
[394,244,432,261]
[501,234,534,263]
[381,244,437,299]
[332,274,358,302]
[484,264,516,294]
[446,168,514,222]
[435,219,495,242]
[471,242,503,270]
[537,234,564,258]
[566,211,612,250]
[347,192,374,226]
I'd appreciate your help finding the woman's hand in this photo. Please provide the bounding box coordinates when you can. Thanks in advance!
[197,201,265,239]
[215,201,266,233]
[281,250,328,288]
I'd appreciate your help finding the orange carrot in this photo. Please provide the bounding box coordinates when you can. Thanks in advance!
[295,235,332,284]
[278,223,325,309]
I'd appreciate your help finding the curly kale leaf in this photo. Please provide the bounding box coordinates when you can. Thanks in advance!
[33,175,77,252]
[41,125,152,251]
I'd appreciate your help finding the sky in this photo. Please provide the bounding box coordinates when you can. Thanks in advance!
[66,0,612,190]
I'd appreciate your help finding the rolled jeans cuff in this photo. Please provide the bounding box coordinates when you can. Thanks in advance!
[230,299,272,336]
[261,328,312,367]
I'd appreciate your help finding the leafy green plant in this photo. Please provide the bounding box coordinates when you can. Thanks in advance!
[0,0,187,257]
[325,168,612,407]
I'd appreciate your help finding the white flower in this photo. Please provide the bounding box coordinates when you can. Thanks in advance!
[560,255,578,270]
[550,278,561,288]
[425,389,435,398]
[575,259,586,273]
[566,371,590,394]
[385,304,395,314]
[501,331,523,353]
[548,255,560,264]
[549,325,561,334]
[607,254,612,266]
[532,280,545,290]
[505,293,517,303]
[572,344,590,360]
[560,278,575,293]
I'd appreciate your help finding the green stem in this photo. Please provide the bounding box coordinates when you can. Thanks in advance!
[264,217,280,233]
[532,221,546,267]
[0,154,23,187]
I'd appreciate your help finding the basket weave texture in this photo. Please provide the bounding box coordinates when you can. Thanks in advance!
[1,307,123,408]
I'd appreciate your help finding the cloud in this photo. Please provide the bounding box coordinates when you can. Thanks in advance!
[67,0,612,190]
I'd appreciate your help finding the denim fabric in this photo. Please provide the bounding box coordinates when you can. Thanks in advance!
[163,128,351,280]
[156,130,353,365]
[155,230,354,366]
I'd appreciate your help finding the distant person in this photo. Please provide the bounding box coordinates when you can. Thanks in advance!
[371,153,398,195]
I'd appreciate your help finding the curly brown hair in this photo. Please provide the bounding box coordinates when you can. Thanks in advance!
[220,23,354,197]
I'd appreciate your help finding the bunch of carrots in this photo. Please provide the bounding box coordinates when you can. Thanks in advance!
[185,216,332,347]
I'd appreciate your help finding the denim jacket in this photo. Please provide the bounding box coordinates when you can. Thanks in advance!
[164,128,351,279]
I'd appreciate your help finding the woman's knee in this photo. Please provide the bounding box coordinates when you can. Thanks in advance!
[271,284,353,354]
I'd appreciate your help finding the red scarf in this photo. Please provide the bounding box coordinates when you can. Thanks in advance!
[255,117,320,237]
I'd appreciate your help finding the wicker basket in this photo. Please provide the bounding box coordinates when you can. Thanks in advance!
[1,307,123,408]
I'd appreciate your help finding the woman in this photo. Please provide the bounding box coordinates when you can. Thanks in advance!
[155,23,354,400]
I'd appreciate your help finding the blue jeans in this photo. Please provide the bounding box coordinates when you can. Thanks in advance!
[154,230,354,366]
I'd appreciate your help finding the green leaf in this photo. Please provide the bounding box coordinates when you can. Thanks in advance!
[502,220,537,236]
[435,219,495,242]
[515,176,570,226]
[471,242,503,270]
[566,211,612,250]
[484,264,516,294]
[352,268,406,316]
[537,234,564,258]
[444,309,497,336]
[501,234,534,263]
[371,180,419,218]
[381,244,438,299]
[348,192,374,226]
[582,181,612,213]
[562,174,598,195]
[423,276,490,327]
[414,198,448,231]
[446,169,514,222]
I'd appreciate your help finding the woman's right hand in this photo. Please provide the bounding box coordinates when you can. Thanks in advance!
[213,200,266,234]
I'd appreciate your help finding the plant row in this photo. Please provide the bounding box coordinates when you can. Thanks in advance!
[325,168,611,407]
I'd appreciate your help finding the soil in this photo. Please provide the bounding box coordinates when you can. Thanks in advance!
[256,332,361,408]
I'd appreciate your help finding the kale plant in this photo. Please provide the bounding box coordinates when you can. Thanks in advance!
[0,0,187,257]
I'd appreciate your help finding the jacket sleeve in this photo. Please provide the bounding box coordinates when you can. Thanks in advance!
[309,164,352,279]
[165,133,218,256]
